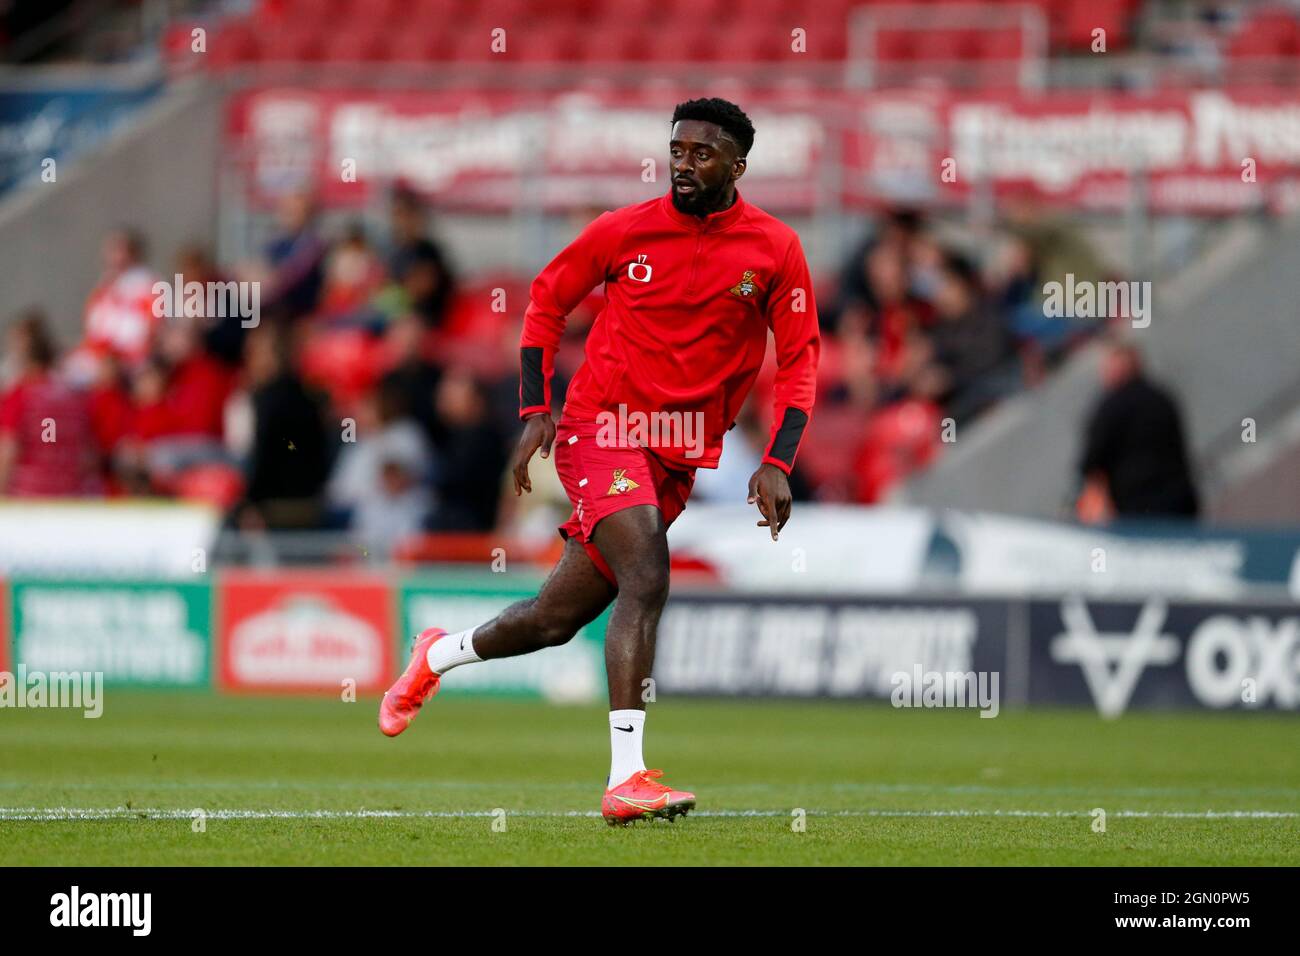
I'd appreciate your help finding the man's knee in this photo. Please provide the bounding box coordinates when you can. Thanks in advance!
[529,599,584,648]
[615,555,670,610]
[593,504,671,609]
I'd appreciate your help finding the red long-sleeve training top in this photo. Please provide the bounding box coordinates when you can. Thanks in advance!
[519,187,820,474]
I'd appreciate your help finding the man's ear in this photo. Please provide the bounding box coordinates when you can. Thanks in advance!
[733,157,747,181]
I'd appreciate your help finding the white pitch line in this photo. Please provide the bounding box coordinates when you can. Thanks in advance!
[0,807,1296,822]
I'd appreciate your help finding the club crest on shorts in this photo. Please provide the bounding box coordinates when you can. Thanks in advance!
[606,468,640,495]
[728,269,758,297]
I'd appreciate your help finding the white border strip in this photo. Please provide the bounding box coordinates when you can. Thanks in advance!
[0,807,1295,821]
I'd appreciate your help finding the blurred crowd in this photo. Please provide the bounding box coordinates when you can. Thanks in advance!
[0,187,1122,556]
[805,201,1109,503]
[0,186,517,558]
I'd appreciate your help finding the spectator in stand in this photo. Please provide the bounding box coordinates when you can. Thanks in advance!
[386,185,456,328]
[924,251,1020,423]
[115,357,172,495]
[75,227,161,380]
[365,248,451,331]
[379,312,443,445]
[852,364,947,504]
[857,241,936,401]
[237,323,331,529]
[156,317,236,440]
[85,350,132,488]
[425,367,507,532]
[327,378,433,555]
[321,221,387,317]
[1078,335,1199,521]
[0,310,102,497]
[1000,197,1108,366]
[174,244,248,367]
[832,207,931,335]
[126,317,237,490]
[263,190,327,319]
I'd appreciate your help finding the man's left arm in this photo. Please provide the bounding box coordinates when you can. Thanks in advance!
[748,232,821,540]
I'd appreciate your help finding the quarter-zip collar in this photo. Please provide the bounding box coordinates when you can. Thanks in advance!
[661,185,747,233]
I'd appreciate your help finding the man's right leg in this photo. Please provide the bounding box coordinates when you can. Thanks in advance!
[456,536,617,661]
[379,537,615,736]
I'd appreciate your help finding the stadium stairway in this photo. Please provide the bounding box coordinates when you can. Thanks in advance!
[0,74,221,343]
[893,214,1300,523]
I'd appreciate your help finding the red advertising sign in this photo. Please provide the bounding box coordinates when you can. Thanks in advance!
[845,88,1300,214]
[217,570,395,694]
[227,86,1300,215]
[225,87,827,212]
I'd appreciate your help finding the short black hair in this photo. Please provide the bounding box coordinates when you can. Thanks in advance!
[671,98,755,158]
[941,250,981,291]
[886,207,924,235]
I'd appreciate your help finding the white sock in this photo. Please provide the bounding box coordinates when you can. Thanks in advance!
[608,709,647,788]
[426,627,482,675]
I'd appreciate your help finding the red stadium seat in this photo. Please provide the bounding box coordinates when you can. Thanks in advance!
[449,25,503,62]
[705,24,787,63]
[1227,13,1300,58]
[260,25,327,62]
[1228,30,1288,59]
[802,26,848,61]
[914,28,978,62]
[597,0,659,26]
[385,29,453,63]
[298,329,388,408]
[975,27,1025,61]
[873,28,916,62]
[497,0,540,25]
[660,0,730,27]
[514,22,584,61]
[208,18,262,67]
[323,27,389,62]
[606,26,663,62]
[1061,0,1130,51]
[162,22,207,65]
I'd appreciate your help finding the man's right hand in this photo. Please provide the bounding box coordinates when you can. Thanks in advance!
[512,412,556,495]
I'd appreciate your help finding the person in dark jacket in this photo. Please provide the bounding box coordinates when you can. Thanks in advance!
[239,324,331,529]
[1078,335,1199,519]
[425,368,507,532]
[387,186,456,329]
[926,251,1020,423]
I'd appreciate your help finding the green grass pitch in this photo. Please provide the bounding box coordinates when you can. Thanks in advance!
[2,691,1297,865]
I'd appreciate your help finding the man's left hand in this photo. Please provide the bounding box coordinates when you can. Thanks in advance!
[747,462,792,541]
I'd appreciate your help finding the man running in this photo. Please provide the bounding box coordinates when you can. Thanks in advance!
[379,97,820,826]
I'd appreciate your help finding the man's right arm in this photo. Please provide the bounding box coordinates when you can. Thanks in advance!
[514,211,617,494]
[519,210,617,418]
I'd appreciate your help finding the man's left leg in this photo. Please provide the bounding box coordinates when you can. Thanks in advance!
[591,500,696,824]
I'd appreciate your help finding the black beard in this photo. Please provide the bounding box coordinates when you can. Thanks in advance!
[672,180,731,217]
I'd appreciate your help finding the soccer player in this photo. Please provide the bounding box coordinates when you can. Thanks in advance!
[379,98,820,825]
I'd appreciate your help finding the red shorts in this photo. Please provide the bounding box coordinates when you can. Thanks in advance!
[553,417,696,586]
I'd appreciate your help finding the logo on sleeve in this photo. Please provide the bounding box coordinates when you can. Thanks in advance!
[728,269,759,297]
[606,469,641,495]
